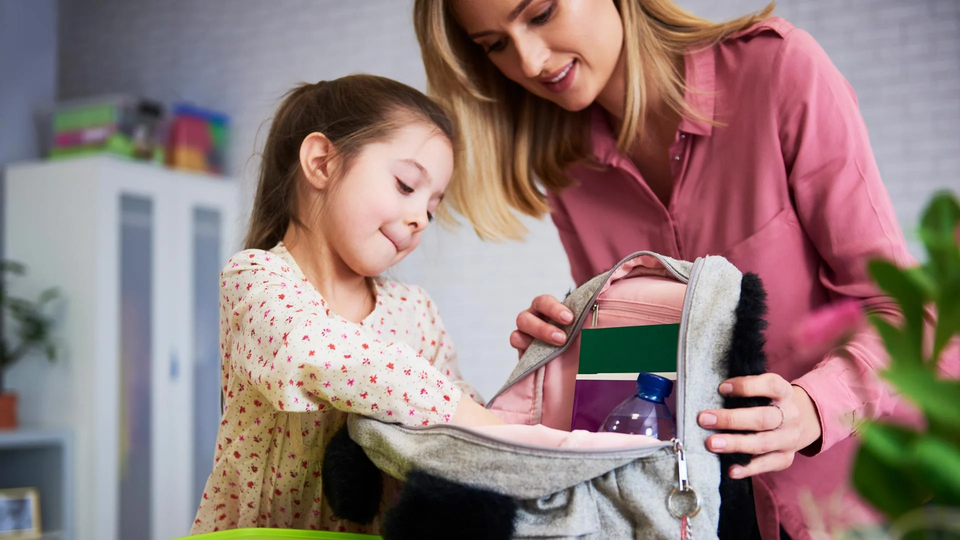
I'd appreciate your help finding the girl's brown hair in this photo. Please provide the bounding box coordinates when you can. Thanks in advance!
[414,0,774,240]
[245,74,456,250]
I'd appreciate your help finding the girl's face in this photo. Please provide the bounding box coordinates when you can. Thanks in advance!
[452,0,624,112]
[319,123,453,278]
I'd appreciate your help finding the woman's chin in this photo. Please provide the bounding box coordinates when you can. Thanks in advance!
[537,87,596,113]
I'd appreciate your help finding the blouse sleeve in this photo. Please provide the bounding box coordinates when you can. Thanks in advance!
[221,251,463,426]
[413,286,485,404]
[773,29,960,454]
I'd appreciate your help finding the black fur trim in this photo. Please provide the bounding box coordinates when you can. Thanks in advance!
[383,470,517,540]
[321,424,383,525]
[718,272,771,540]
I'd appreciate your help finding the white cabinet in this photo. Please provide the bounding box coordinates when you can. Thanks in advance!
[4,156,242,540]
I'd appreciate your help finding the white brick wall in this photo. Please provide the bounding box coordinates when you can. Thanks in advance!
[57,0,960,397]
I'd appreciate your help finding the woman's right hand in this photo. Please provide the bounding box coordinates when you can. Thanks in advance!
[509,295,575,358]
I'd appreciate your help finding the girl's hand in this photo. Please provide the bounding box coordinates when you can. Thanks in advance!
[509,295,574,358]
[452,396,505,427]
[697,373,822,479]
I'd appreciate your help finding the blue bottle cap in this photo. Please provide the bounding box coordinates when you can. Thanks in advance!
[635,372,674,402]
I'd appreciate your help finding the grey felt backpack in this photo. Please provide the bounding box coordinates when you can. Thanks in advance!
[326,251,769,540]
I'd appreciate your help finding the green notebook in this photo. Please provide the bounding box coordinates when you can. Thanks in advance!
[572,323,679,432]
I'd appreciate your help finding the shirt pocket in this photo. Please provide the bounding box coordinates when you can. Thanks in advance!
[721,206,798,263]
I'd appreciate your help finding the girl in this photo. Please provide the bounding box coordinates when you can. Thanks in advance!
[191,74,502,535]
[412,1,960,539]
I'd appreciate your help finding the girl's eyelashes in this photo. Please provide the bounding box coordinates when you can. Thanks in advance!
[397,177,437,223]
[397,178,414,194]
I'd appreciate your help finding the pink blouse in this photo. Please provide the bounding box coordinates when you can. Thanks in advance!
[548,17,959,540]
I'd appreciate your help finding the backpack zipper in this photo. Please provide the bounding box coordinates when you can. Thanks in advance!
[487,251,690,404]
[589,299,682,328]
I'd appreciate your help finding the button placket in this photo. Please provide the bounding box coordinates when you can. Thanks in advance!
[667,131,692,259]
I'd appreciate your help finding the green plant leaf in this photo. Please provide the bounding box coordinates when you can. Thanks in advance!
[871,315,923,371]
[868,260,925,356]
[38,287,60,305]
[881,364,960,441]
[0,260,26,275]
[853,422,929,518]
[933,281,960,364]
[919,192,960,289]
[912,434,960,507]
[902,266,938,301]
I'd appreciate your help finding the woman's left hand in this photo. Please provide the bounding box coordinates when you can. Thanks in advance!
[697,373,822,479]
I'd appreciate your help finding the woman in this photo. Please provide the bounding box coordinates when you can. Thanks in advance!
[413,1,956,539]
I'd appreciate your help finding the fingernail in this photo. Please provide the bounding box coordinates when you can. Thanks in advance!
[711,437,727,450]
[719,383,733,395]
[699,413,717,427]
[730,466,743,478]
[560,311,573,323]
[552,332,566,344]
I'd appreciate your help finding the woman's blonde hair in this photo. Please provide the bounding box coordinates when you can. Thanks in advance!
[414,0,774,240]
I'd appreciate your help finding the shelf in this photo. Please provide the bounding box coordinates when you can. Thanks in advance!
[0,428,73,540]
[0,428,72,449]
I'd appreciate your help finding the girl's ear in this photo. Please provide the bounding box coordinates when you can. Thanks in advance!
[299,132,337,191]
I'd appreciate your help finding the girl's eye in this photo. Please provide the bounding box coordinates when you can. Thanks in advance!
[427,212,434,223]
[531,3,555,25]
[397,179,414,194]
[485,39,507,54]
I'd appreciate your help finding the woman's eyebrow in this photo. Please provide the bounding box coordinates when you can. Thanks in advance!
[467,0,533,38]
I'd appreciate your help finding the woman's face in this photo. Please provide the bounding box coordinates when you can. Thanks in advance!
[452,0,624,112]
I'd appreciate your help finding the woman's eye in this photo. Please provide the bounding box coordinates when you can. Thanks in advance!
[427,212,434,223]
[531,4,555,25]
[485,38,507,54]
[397,179,414,194]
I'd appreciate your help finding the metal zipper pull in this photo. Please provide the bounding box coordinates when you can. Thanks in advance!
[667,438,701,520]
[591,303,599,327]
[674,439,689,491]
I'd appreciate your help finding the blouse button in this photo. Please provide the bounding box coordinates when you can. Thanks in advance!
[679,133,686,139]
[673,155,681,161]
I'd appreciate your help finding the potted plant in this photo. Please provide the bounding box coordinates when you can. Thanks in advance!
[0,261,60,429]
[798,191,960,539]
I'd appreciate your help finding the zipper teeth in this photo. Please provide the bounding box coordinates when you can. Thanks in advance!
[395,422,673,456]
[594,300,682,321]
[675,258,705,443]
[488,252,690,404]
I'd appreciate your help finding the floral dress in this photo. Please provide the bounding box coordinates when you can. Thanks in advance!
[191,243,481,534]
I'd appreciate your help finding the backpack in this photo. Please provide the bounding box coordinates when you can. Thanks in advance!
[326,251,769,539]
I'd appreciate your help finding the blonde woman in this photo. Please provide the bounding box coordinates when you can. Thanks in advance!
[413,1,955,539]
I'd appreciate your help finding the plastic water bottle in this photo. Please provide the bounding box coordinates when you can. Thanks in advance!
[599,373,676,440]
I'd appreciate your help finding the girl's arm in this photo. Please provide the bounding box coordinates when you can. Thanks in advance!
[222,251,465,427]
[413,285,485,404]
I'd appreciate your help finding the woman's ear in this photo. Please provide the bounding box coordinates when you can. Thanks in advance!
[299,132,336,191]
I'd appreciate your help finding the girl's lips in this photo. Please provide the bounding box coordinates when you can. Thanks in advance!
[381,230,408,252]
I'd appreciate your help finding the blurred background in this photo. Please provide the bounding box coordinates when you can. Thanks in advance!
[0,1,957,539]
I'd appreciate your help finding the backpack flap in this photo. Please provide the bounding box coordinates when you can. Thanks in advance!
[347,251,750,540]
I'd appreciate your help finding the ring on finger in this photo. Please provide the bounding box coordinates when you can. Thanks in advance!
[771,403,785,430]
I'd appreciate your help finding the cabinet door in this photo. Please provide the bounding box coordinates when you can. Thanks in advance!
[117,193,155,540]
[190,207,224,513]
[169,177,241,536]
[111,167,180,540]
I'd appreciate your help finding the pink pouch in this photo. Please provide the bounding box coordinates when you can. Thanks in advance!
[489,255,687,433]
